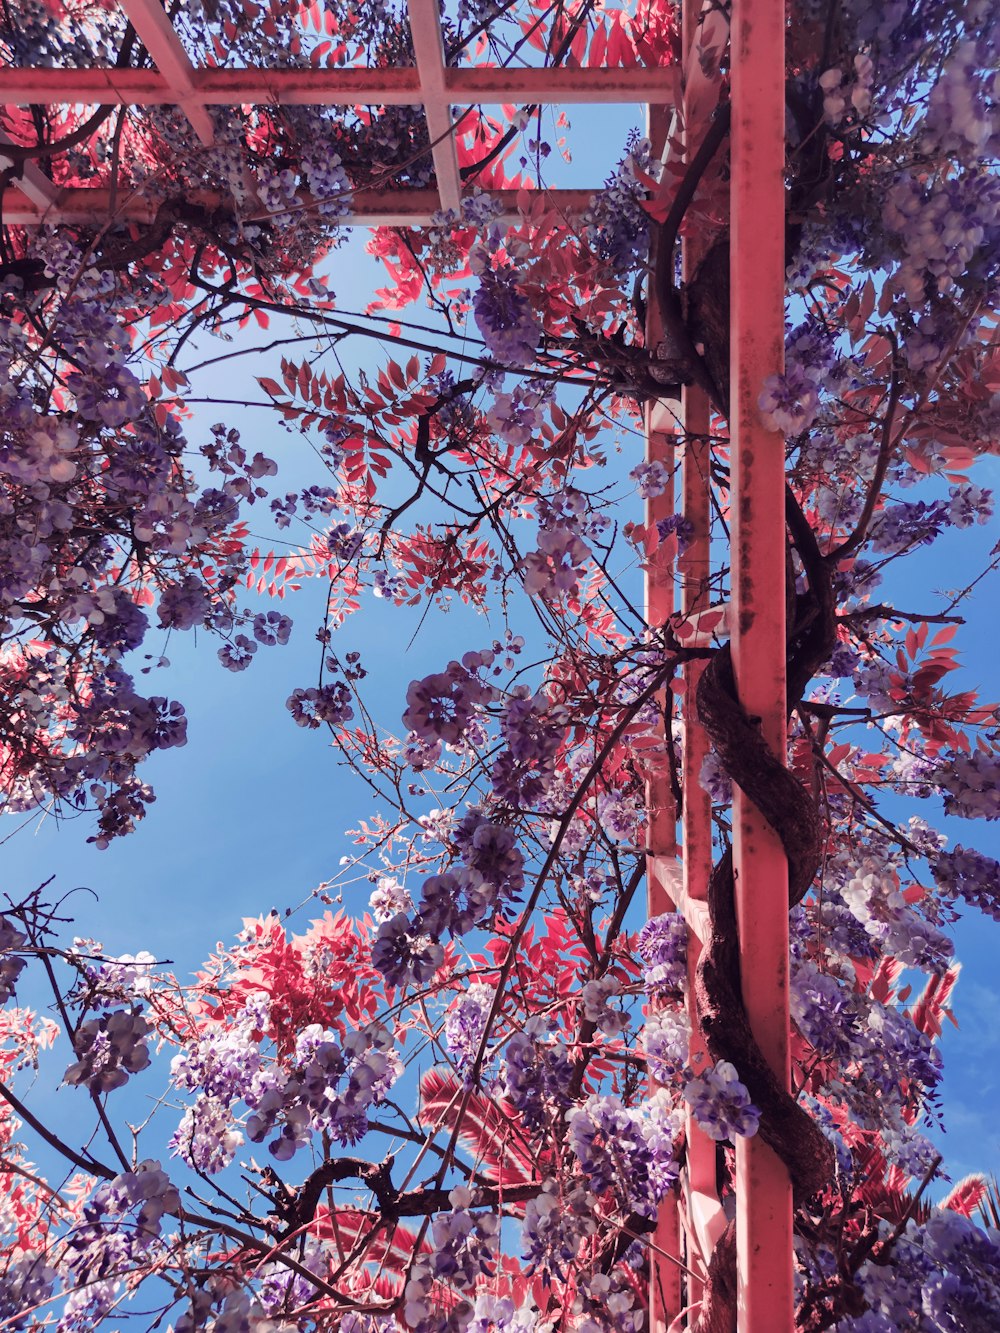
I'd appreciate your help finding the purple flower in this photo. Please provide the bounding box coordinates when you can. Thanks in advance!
[683,1060,760,1140]
[699,748,733,803]
[91,590,148,652]
[455,814,525,905]
[286,682,354,728]
[93,1160,179,1237]
[0,915,27,1003]
[521,524,591,600]
[637,913,687,998]
[0,1253,57,1331]
[582,130,656,275]
[581,975,630,1035]
[403,732,443,770]
[596,789,645,844]
[503,1022,573,1132]
[369,876,413,922]
[655,512,695,552]
[630,460,671,499]
[372,912,444,988]
[403,662,493,745]
[644,1007,689,1083]
[758,368,820,434]
[500,692,565,765]
[218,634,256,671]
[473,267,541,367]
[791,961,865,1060]
[934,751,1000,820]
[932,845,1000,920]
[445,984,494,1071]
[566,1093,680,1217]
[428,1188,499,1289]
[64,1010,152,1093]
[416,870,491,938]
[252,610,292,646]
[157,575,210,631]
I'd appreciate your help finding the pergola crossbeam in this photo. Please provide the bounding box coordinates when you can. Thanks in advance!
[120,0,216,143]
[2,184,599,227]
[0,133,60,208]
[0,64,679,108]
[406,0,462,212]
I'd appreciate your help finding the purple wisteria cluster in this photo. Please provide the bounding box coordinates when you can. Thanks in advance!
[503,1018,575,1133]
[244,1021,400,1160]
[932,845,1000,920]
[403,658,498,747]
[637,912,688,998]
[521,523,592,601]
[373,813,524,987]
[56,1160,179,1329]
[472,260,542,368]
[581,130,659,277]
[841,864,955,972]
[63,1009,152,1093]
[491,690,567,809]
[407,1187,500,1332]
[0,290,292,842]
[445,983,495,1072]
[168,998,272,1172]
[0,914,27,1003]
[566,1092,681,1218]
[837,1208,1000,1332]
[787,849,949,1147]
[581,975,630,1035]
[758,320,857,436]
[933,750,1000,821]
[683,1061,761,1142]
[0,1253,57,1333]
[286,680,355,729]
[573,1272,645,1333]
[644,1007,691,1085]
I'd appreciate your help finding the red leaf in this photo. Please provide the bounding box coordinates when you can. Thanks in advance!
[941,1174,989,1218]
[420,1070,536,1186]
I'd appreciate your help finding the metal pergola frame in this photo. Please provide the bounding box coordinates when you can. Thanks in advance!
[1,0,793,1325]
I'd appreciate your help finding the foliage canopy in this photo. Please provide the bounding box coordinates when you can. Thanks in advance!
[1,0,1000,1329]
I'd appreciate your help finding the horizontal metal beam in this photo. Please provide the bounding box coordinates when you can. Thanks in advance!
[3,183,598,227]
[0,64,679,108]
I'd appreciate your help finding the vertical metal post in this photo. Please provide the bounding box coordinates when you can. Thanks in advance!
[678,0,718,1251]
[645,102,683,1333]
[730,0,793,1326]
[674,0,724,1312]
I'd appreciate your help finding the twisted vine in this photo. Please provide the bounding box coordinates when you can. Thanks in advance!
[689,492,840,1331]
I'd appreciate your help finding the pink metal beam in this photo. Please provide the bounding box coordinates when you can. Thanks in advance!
[729,0,793,1326]
[0,64,680,108]
[0,133,59,209]
[644,99,683,1333]
[644,5,731,1312]
[119,0,216,143]
[406,0,462,212]
[675,0,727,1304]
[3,183,600,227]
